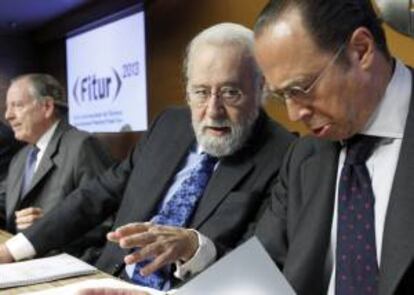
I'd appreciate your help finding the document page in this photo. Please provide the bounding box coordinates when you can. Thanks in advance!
[23,278,166,295]
[176,237,296,295]
[0,253,97,289]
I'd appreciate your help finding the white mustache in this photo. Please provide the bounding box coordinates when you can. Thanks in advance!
[201,120,232,129]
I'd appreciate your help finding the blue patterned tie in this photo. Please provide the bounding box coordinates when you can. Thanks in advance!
[336,135,380,295]
[21,145,39,197]
[131,153,218,290]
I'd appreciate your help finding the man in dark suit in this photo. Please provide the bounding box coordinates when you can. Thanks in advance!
[0,74,114,257]
[0,121,23,227]
[0,23,294,290]
[253,0,414,294]
[0,121,23,183]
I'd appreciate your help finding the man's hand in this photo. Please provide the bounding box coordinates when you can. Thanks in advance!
[108,222,199,276]
[0,243,14,263]
[15,207,44,230]
[77,288,149,295]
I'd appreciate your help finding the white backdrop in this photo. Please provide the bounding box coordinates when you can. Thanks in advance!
[66,11,147,132]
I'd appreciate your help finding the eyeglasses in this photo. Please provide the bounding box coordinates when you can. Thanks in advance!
[267,43,346,104]
[187,86,245,107]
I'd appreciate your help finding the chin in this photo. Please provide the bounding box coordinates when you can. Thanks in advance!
[14,134,23,141]
[323,132,343,141]
[16,134,31,143]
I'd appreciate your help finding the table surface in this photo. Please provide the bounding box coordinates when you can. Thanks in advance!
[0,229,112,294]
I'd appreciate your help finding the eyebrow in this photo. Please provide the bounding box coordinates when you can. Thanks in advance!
[189,82,243,88]
[270,75,315,91]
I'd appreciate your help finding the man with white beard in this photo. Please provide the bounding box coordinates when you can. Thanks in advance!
[0,22,294,291]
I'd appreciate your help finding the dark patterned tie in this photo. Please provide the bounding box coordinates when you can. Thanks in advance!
[336,135,380,295]
[21,145,39,197]
[131,153,218,290]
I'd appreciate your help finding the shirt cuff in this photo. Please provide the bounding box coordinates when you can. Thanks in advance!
[5,233,36,261]
[173,230,216,280]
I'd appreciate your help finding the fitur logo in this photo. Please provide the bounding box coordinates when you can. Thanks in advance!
[72,68,122,106]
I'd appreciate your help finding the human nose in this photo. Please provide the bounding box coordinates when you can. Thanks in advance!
[285,98,312,122]
[4,106,14,122]
[205,93,225,118]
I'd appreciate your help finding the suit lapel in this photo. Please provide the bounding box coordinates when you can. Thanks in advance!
[122,121,195,224]
[6,147,28,222]
[379,69,414,295]
[284,139,340,294]
[25,121,68,198]
[191,156,254,228]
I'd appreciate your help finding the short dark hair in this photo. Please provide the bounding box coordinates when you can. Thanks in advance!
[255,0,390,59]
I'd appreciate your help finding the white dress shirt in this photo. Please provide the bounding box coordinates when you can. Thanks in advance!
[34,121,59,171]
[327,60,412,294]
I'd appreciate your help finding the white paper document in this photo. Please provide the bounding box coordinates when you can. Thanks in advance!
[14,238,295,294]
[175,236,296,295]
[23,278,165,295]
[0,253,97,289]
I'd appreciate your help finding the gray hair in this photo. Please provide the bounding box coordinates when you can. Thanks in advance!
[183,23,265,104]
[12,73,67,117]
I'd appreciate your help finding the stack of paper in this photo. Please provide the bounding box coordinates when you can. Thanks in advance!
[0,253,97,289]
[6,238,296,294]
[23,278,166,295]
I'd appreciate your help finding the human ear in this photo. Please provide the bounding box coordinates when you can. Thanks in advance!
[348,27,375,70]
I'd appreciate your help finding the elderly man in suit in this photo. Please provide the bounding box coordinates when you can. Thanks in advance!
[0,74,113,257]
[252,0,414,294]
[0,23,294,291]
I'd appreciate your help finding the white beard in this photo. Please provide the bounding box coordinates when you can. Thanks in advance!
[192,109,259,157]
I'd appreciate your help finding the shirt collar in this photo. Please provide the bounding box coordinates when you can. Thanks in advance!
[361,60,412,139]
[36,120,60,153]
[195,144,205,155]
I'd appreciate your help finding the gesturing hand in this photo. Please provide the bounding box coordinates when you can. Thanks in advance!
[107,222,198,276]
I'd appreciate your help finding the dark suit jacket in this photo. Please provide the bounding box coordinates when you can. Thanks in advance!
[0,121,23,227]
[255,69,414,295]
[0,121,23,183]
[1,120,114,258]
[23,107,295,282]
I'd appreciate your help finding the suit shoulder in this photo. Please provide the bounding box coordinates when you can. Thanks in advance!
[61,126,95,144]
[144,107,192,140]
[284,135,339,166]
[58,126,108,155]
[56,126,113,167]
[151,107,190,127]
[257,115,296,158]
[266,118,296,144]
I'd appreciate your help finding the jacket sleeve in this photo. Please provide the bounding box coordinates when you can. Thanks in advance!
[22,111,167,256]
